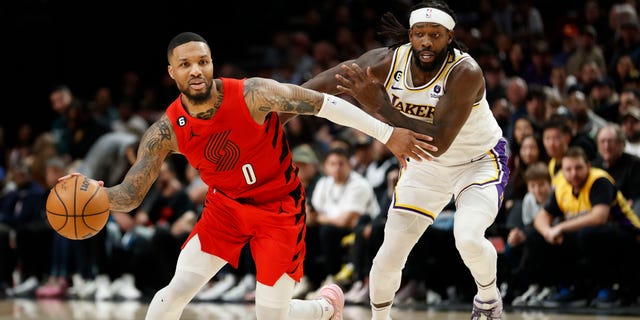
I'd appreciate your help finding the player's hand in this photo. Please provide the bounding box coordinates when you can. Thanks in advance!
[385,127,437,168]
[336,63,388,112]
[57,172,105,187]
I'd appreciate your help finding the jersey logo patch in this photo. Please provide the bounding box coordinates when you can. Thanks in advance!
[204,130,240,172]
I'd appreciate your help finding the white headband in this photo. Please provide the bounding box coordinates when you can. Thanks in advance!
[409,7,455,30]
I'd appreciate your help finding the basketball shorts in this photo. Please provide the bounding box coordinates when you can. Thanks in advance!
[183,189,306,286]
[392,138,509,220]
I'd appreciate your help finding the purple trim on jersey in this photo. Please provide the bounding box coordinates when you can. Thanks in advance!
[493,138,509,209]
[456,138,509,208]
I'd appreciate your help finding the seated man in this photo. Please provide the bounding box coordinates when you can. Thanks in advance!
[305,147,380,296]
[592,123,640,214]
[529,146,640,308]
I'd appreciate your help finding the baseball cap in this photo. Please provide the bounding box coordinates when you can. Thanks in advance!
[292,144,319,165]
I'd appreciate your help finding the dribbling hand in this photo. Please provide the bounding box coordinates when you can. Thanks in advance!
[58,172,105,187]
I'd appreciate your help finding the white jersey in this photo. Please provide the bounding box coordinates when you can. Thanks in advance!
[383,44,502,166]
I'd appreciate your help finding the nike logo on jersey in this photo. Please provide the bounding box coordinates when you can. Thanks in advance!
[390,84,403,90]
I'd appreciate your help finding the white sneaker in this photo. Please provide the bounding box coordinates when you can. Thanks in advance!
[306,275,334,300]
[7,276,38,297]
[76,278,98,300]
[221,274,255,302]
[512,284,539,306]
[292,276,313,300]
[527,286,552,307]
[94,275,112,301]
[426,289,442,305]
[113,274,141,300]
[195,273,236,301]
[344,280,363,302]
[347,281,369,304]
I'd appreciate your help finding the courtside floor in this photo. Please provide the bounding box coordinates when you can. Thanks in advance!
[0,298,638,319]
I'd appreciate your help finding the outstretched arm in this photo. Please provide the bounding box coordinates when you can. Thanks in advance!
[336,60,485,157]
[244,77,437,167]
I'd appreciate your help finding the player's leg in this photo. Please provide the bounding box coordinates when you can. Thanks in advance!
[145,235,226,320]
[454,187,501,301]
[369,164,453,320]
[369,210,432,320]
[254,273,341,320]
[453,140,509,306]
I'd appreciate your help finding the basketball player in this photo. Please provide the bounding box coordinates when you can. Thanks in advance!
[60,32,435,320]
[302,1,509,319]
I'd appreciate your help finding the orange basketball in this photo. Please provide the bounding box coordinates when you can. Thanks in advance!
[46,174,110,240]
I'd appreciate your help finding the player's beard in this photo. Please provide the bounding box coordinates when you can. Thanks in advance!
[182,81,213,105]
[412,46,448,73]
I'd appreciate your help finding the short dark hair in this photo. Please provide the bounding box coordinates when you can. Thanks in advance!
[562,146,589,163]
[523,161,550,183]
[542,115,572,136]
[167,32,208,62]
[323,147,350,163]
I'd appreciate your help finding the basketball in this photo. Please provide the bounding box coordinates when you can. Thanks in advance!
[46,174,110,240]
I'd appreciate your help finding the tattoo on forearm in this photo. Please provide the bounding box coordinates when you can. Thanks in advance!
[247,78,318,115]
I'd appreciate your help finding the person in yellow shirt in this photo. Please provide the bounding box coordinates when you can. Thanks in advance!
[531,146,640,308]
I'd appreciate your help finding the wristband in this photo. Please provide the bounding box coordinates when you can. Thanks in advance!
[316,94,394,143]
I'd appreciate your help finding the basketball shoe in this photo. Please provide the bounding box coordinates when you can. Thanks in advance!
[318,284,344,320]
[471,293,503,320]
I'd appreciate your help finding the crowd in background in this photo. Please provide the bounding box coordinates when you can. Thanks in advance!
[1,0,640,311]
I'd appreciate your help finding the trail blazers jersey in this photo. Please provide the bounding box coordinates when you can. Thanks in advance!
[383,44,502,165]
[165,78,301,204]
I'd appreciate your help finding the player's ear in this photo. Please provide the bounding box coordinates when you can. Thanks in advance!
[168,65,175,79]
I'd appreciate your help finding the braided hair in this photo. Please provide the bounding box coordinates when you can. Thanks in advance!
[378,0,468,55]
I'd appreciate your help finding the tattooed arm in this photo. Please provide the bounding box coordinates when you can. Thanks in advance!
[104,114,178,212]
[243,77,437,166]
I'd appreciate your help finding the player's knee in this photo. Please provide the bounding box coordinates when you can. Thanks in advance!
[454,233,483,256]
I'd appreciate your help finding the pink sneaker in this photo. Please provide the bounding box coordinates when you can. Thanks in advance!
[318,284,344,320]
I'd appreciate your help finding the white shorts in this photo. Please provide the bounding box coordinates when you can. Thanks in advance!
[391,138,509,221]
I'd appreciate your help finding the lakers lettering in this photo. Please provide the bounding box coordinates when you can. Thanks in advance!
[390,94,436,121]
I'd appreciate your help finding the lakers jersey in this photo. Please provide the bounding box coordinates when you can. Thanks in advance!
[383,44,502,165]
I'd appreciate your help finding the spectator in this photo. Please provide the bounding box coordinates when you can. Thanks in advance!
[531,146,640,308]
[48,84,78,156]
[0,161,50,297]
[541,116,573,183]
[111,98,149,137]
[590,77,620,123]
[505,162,552,306]
[504,134,547,219]
[593,123,640,214]
[305,148,380,297]
[566,25,606,79]
[620,106,640,157]
[564,89,608,142]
